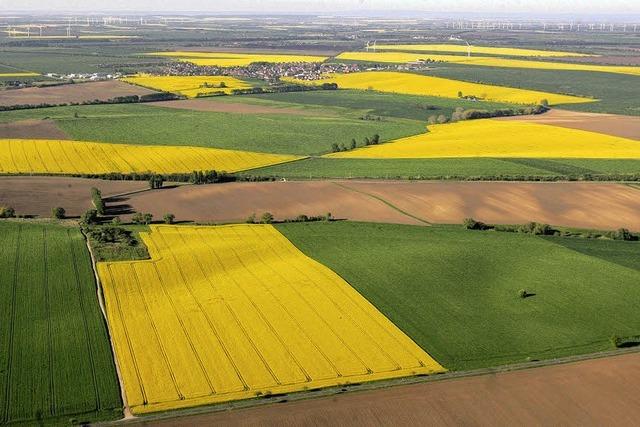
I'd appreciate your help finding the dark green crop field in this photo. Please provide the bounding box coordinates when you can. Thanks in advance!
[233,89,519,121]
[0,103,425,156]
[250,157,640,179]
[0,221,122,425]
[277,222,640,370]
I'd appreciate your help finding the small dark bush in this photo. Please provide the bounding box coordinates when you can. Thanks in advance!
[463,218,488,230]
[51,207,66,219]
[0,206,16,218]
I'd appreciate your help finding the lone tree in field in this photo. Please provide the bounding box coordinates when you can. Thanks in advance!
[261,212,274,224]
[51,207,66,219]
[371,134,380,145]
[163,213,175,224]
[350,138,357,150]
[149,174,164,190]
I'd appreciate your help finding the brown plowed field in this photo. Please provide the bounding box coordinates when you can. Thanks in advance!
[0,80,157,107]
[496,109,640,140]
[0,176,146,218]
[149,99,320,115]
[0,119,69,139]
[123,180,640,231]
[344,181,640,231]
[135,351,640,427]
[125,180,426,225]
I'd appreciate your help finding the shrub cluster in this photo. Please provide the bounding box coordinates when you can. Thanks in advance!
[331,134,380,153]
[610,335,640,348]
[131,212,153,225]
[429,104,548,125]
[0,206,16,218]
[88,226,136,245]
[246,212,333,224]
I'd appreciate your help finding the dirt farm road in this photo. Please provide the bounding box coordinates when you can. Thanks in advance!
[126,351,640,427]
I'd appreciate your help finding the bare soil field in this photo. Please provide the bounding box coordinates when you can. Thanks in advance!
[0,119,69,139]
[0,80,157,107]
[561,55,640,66]
[125,181,426,225]
[496,109,640,140]
[123,180,640,231]
[345,181,640,231]
[0,176,146,217]
[135,351,640,427]
[149,99,320,115]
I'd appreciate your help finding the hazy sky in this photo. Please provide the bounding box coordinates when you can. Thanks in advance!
[4,0,639,14]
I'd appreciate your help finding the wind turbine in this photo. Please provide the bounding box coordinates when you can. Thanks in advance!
[449,36,471,57]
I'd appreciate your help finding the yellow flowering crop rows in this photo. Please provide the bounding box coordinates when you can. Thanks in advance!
[327,119,640,159]
[121,74,251,97]
[97,224,444,414]
[336,52,640,77]
[0,139,301,174]
[374,44,593,57]
[147,51,328,67]
[289,71,593,105]
[0,72,40,77]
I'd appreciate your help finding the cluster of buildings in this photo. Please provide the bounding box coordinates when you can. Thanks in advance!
[162,60,398,82]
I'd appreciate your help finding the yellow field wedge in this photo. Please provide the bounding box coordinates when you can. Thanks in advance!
[97,224,445,414]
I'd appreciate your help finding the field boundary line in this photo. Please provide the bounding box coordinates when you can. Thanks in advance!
[331,181,432,225]
[101,345,640,427]
[82,230,135,420]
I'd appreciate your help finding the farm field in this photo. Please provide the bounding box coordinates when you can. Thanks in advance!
[0,221,122,424]
[0,138,301,174]
[149,51,328,67]
[373,43,593,57]
[336,52,640,76]
[119,180,640,231]
[121,75,251,97]
[225,89,520,121]
[252,157,640,179]
[97,224,444,414]
[423,64,640,116]
[0,119,69,139]
[497,109,640,140]
[278,222,640,370]
[0,72,39,77]
[0,80,158,107]
[0,176,146,218]
[328,120,640,159]
[140,352,640,427]
[0,103,425,155]
[297,72,594,105]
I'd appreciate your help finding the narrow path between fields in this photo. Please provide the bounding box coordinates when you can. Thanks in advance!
[331,181,432,225]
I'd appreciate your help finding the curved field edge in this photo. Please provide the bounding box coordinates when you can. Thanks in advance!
[276,222,640,371]
[0,221,122,425]
[96,224,444,415]
[0,139,303,175]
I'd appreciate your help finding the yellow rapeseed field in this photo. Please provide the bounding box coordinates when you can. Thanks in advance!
[0,139,300,174]
[327,119,640,159]
[0,72,40,77]
[121,74,251,97]
[336,52,640,77]
[98,224,444,414]
[290,71,593,105]
[374,44,593,57]
[147,51,328,67]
